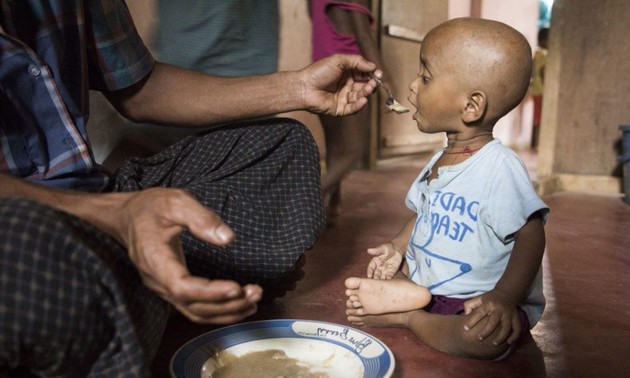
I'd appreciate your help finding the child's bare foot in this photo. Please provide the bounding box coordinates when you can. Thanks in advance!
[344,277,431,315]
[346,311,412,328]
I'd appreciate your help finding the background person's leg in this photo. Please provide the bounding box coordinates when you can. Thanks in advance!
[320,107,370,216]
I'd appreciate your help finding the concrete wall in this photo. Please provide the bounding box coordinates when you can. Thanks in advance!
[537,0,630,195]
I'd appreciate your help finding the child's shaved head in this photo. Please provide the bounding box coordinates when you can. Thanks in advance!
[423,18,532,124]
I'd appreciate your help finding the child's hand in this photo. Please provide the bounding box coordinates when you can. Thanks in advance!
[366,242,404,279]
[462,289,522,346]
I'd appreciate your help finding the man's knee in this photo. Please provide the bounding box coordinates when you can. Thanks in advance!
[268,117,319,153]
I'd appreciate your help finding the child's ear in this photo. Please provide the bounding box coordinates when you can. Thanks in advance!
[461,91,487,123]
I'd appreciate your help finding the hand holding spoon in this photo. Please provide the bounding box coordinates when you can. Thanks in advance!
[369,72,410,114]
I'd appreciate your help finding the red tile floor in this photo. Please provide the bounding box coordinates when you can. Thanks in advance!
[152,152,630,377]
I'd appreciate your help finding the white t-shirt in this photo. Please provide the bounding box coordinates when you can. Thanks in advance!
[405,139,549,326]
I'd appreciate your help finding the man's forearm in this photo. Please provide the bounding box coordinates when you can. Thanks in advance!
[0,173,126,244]
[105,63,305,127]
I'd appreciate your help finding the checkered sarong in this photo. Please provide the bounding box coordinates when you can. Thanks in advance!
[113,118,326,283]
[0,118,325,377]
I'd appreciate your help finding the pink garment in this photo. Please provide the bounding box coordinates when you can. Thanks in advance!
[310,0,374,62]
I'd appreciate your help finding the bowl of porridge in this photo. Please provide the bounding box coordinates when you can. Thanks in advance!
[170,319,395,378]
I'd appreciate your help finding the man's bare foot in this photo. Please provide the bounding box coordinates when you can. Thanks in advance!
[344,277,431,315]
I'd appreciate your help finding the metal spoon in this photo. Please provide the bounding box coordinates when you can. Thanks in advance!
[369,72,410,114]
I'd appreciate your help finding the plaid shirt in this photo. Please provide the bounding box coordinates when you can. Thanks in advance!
[0,0,154,191]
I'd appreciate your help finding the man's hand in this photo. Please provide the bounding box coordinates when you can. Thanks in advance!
[301,54,377,116]
[463,289,522,346]
[118,188,262,324]
[366,242,404,279]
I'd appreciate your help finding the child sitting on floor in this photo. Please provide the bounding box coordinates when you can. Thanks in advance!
[344,17,549,360]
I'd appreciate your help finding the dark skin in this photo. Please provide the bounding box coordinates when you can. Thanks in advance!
[346,18,542,359]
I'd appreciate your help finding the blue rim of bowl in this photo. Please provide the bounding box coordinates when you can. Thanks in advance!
[170,319,395,378]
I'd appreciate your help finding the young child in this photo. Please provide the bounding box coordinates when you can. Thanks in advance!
[344,17,549,360]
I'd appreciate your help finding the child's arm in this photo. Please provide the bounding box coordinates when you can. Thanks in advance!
[463,211,546,345]
[367,213,415,279]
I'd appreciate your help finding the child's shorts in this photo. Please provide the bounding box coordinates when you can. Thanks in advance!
[426,295,530,361]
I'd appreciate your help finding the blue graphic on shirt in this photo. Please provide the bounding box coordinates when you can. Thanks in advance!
[407,191,478,290]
